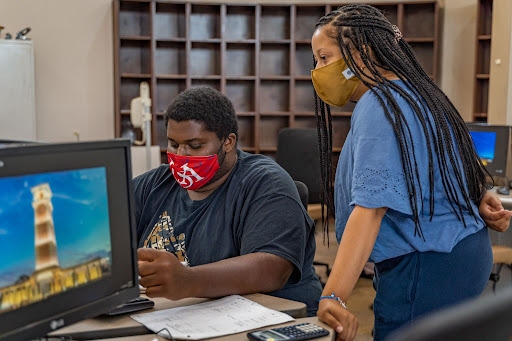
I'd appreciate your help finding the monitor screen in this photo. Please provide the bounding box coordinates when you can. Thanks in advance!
[466,123,510,178]
[0,140,139,341]
[470,131,497,163]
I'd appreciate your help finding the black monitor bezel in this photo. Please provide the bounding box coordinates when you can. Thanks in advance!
[466,123,510,178]
[0,139,139,341]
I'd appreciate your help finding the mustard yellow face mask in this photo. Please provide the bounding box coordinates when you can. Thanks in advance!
[311,58,361,107]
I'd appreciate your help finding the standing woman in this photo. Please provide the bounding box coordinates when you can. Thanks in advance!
[311,4,511,341]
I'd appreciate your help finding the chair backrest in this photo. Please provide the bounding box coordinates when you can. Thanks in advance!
[387,286,512,341]
[277,128,322,204]
[294,180,309,210]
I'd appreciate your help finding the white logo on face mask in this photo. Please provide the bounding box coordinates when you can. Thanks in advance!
[169,159,175,175]
[342,67,355,80]
[177,163,204,188]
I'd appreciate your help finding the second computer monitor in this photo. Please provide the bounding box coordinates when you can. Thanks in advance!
[466,123,510,178]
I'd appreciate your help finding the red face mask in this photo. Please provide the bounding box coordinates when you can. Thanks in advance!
[167,152,220,190]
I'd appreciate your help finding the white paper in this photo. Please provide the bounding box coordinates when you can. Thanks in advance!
[130,295,295,340]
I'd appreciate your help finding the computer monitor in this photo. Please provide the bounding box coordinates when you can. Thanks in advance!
[387,286,512,341]
[0,139,139,341]
[0,139,41,148]
[465,123,510,178]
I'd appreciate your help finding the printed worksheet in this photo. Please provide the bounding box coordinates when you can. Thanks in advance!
[131,295,295,340]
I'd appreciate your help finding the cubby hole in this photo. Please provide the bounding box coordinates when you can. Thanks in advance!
[474,79,490,114]
[260,6,290,41]
[295,80,315,113]
[331,117,351,150]
[119,1,150,37]
[154,3,185,39]
[155,116,168,150]
[237,116,255,149]
[403,3,435,38]
[155,41,186,75]
[295,43,314,77]
[294,115,350,150]
[478,0,493,36]
[226,43,255,76]
[260,43,290,76]
[190,5,220,40]
[120,40,150,74]
[295,6,325,41]
[121,115,143,143]
[226,80,256,112]
[120,78,151,111]
[190,79,221,91]
[260,80,290,113]
[190,42,221,76]
[261,152,276,161]
[156,79,186,113]
[476,40,491,75]
[259,116,289,148]
[332,153,340,174]
[225,6,255,41]
[373,5,398,25]
[294,116,316,129]
[408,42,434,76]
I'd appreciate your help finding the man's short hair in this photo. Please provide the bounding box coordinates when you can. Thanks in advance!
[164,86,238,141]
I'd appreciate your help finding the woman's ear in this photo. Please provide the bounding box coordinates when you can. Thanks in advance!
[351,48,365,71]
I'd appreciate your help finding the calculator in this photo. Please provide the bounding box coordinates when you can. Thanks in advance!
[247,323,330,341]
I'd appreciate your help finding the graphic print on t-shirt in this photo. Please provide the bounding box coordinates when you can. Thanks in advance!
[143,211,189,265]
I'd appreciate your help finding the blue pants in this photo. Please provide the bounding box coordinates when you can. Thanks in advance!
[373,227,493,341]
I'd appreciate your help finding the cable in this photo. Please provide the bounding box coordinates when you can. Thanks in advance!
[155,327,177,341]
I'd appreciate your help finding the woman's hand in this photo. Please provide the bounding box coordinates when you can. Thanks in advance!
[317,299,359,341]
[479,191,512,232]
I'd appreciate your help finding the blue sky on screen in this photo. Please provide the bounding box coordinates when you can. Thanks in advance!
[470,131,496,161]
[0,167,111,288]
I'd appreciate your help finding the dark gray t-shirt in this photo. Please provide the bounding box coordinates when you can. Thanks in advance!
[133,150,322,315]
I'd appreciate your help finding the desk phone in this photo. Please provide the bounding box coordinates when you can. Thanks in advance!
[247,323,329,341]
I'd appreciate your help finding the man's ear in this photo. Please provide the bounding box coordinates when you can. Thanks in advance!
[224,133,237,153]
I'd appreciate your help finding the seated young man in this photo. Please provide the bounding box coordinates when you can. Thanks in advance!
[135,86,322,316]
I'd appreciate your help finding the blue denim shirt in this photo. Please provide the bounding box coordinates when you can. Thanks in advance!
[335,80,485,263]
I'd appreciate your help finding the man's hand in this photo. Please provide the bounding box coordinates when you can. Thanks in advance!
[138,248,193,300]
[479,191,512,232]
[317,299,358,341]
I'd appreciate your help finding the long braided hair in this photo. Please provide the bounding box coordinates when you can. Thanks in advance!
[314,4,490,242]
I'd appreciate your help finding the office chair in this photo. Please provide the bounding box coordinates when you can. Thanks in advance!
[280,129,331,281]
[489,245,512,292]
[387,286,512,341]
[294,180,309,211]
[277,128,323,219]
[293,180,331,286]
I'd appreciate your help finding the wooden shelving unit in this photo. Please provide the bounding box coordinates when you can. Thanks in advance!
[473,0,493,122]
[113,1,440,163]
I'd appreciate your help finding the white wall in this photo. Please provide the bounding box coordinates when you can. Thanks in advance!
[0,0,114,142]
[438,0,477,122]
[509,16,512,126]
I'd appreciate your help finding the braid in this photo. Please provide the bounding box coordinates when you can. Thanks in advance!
[314,4,490,239]
[314,73,334,246]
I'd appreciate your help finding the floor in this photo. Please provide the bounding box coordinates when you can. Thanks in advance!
[313,224,375,341]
